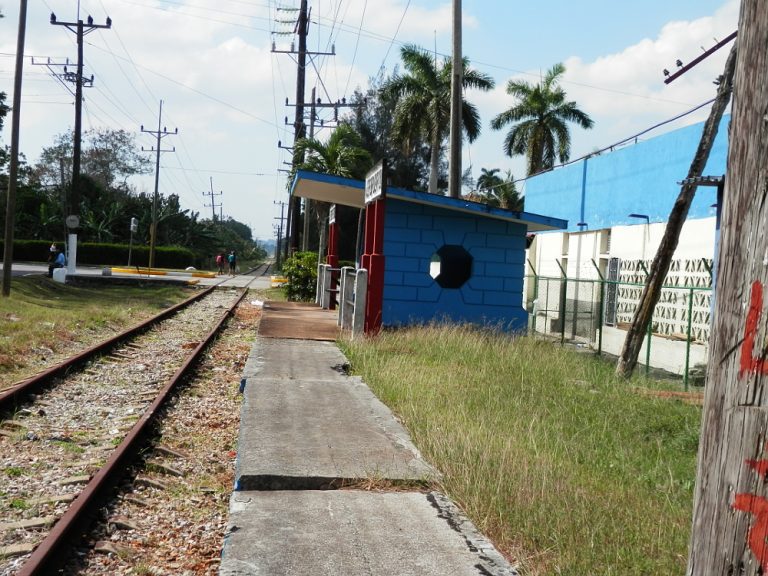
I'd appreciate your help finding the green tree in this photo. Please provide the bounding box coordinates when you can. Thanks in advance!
[384,44,494,194]
[474,167,523,210]
[491,63,594,176]
[33,129,149,194]
[294,123,372,180]
[293,123,373,262]
[346,76,431,192]
[0,92,9,134]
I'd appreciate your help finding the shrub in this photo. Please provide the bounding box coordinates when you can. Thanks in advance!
[283,251,318,301]
[1,240,195,269]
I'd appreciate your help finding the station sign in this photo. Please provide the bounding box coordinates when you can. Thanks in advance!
[364,160,386,205]
[329,204,336,224]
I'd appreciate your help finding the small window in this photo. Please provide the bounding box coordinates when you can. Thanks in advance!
[429,245,473,289]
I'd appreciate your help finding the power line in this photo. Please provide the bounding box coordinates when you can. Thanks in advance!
[378,0,411,75]
[203,177,223,221]
[85,41,278,127]
[140,100,178,268]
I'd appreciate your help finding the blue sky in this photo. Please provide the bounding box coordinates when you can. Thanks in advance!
[0,0,739,242]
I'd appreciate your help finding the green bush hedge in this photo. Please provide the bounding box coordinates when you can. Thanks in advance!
[1,240,196,269]
[283,251,318,301]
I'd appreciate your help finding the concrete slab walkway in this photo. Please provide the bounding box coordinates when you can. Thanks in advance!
[220,334,517,575]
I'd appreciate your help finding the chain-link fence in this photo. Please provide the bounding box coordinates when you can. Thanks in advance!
[524,274,712,388]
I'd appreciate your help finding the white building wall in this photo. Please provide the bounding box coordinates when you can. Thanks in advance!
[525,216,717,375]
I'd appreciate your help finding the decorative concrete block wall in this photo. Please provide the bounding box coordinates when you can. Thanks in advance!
[382,198,528,330]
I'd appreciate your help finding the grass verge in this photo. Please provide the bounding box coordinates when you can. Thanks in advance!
[341,324,699,575]
[0,276,191,386]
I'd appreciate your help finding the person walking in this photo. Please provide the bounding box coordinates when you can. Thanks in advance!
[216,252,225,275]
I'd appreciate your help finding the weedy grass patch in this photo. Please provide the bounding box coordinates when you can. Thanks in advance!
[0,276,191,385]
[341,324,700,575]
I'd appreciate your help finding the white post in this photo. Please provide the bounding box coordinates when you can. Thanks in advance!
[67,233,77,274]
[352,269,368,338]
[316,263,324,305]
[339,266,355,328]
[321,265,332,309]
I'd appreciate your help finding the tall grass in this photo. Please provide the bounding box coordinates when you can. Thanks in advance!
[0,277,190,385]
[341,324,699,575]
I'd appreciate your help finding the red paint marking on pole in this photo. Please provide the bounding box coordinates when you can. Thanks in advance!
[740,281,768,377]
[733,493,768,569]
[747,459,768,478]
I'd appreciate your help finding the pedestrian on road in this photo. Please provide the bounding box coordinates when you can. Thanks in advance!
[216,252,225,275]
[48,245,66,278]
[228,250,237,276]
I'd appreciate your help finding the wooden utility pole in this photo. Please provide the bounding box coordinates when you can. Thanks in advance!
[2,0,27,297]
[288,0,309,258]
[140,100,177,269]
[687,2,768,573]
[50,12,111,273]
[615,43,737,378]
[448,0,462,199]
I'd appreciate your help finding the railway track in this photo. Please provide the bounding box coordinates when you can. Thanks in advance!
[0,281,260,575]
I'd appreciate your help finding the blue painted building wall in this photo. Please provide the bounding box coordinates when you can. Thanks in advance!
[382,198,528,330]
[524,116,729,232]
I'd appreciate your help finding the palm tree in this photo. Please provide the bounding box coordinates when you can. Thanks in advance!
[384,44,494,195]
[475,167,523,210]
[293,123,372,180]
[293,124,373,259]
[491,63,594,176]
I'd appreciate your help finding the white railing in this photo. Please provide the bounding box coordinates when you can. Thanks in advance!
[318,264,367,338]
[339,267,367,339]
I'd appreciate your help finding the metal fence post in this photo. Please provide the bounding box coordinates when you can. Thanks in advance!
[639,261,652,376]
[684,287,694,391]
[591,259,605,356]
[645,318,652,376]
[556,259,567,345]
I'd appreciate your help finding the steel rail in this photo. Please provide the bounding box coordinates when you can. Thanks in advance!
[16,287,250,576]
[0,285,216,415]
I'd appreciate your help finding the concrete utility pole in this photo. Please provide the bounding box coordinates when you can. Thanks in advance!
[50,11,111,273]
[2,0,28,297]
[203,177,222,222]
[274,200,287,270]
[141,100,177,269]
[687,3,768,572]
[301,87,317,252]
[448,0,463,199]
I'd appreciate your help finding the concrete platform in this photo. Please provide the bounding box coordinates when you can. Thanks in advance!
[236,339,435,490]
[223,335,517,575]
[242,338,350,381]
[235,376,435,490]
[220,490,516,576]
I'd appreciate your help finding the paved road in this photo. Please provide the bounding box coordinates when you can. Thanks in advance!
[1,262,271,289]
